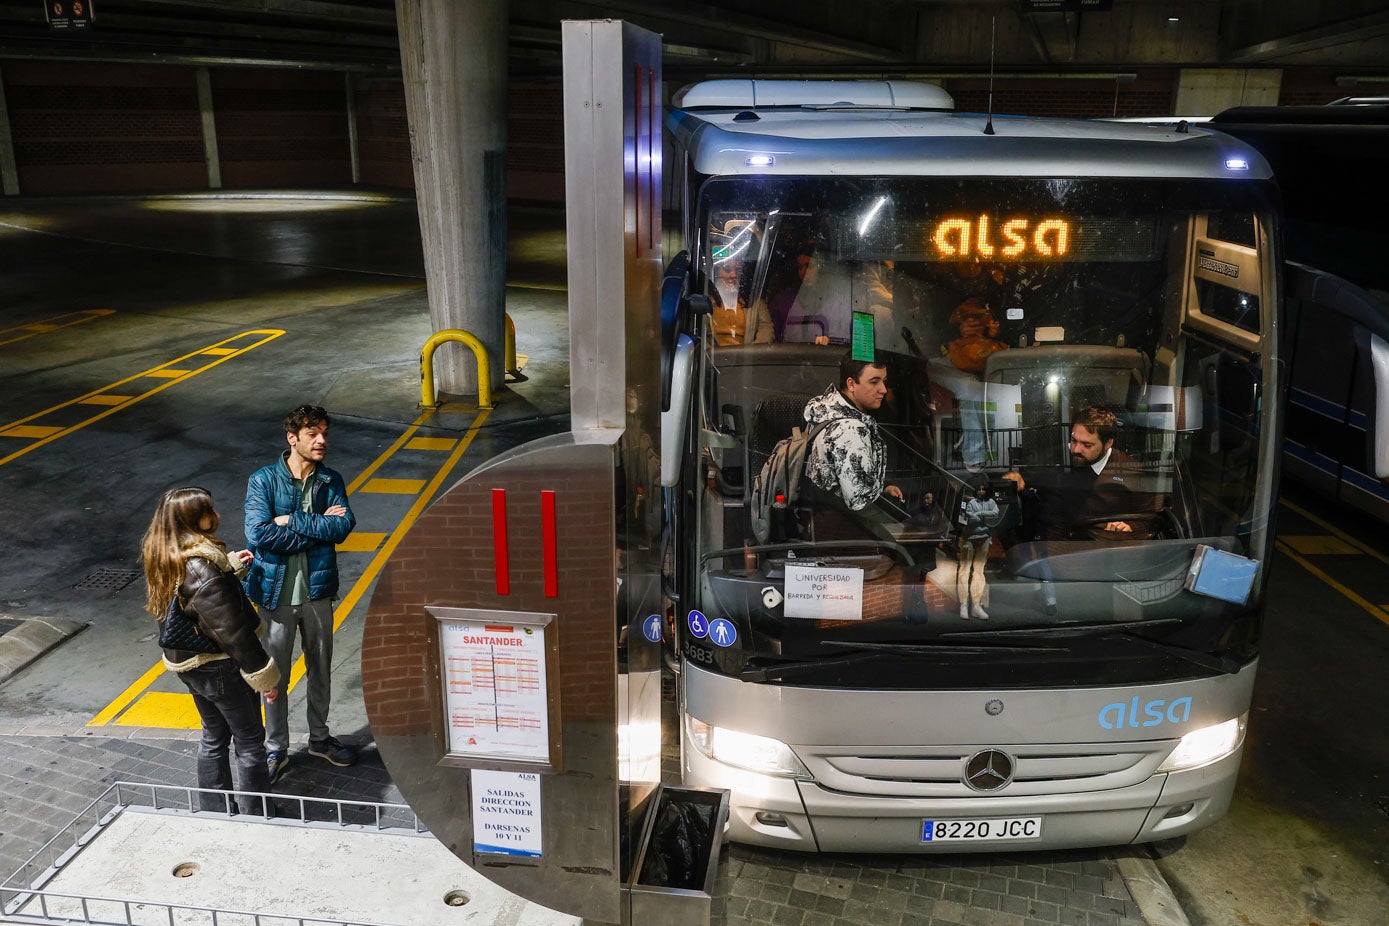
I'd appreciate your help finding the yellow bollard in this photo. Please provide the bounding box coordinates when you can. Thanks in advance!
[420,329,493,409]
[504,313,519,379]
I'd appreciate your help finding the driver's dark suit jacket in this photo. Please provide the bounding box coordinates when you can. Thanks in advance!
[1038,449,1155,540]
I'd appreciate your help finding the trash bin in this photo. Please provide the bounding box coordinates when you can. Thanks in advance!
[626,784,730,926]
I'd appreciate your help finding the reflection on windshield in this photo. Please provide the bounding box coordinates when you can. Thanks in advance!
[692,177,1278,685]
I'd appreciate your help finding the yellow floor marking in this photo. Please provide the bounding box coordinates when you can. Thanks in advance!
[1280,535,1360,556]
[116,690,202,729]
[1276,540,1389,628]
[1,329,284,468]
[145,369,189,378]
[1280,498,1389,569]
[1,425,62,439]
[362,478,426,494]
[89,406,491,728]
[78,394,133,406]
[0,308,114,347]
[88,661,167,726]
[337,532,386,553]
[200,348,237,356]
[406,437,457,451]
[326,408,491,640]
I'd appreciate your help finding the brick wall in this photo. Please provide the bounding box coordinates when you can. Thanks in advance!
[353,77,413,189]
[3,61,205,194]
[1278,68,1375,106]
[945,72,1176,119]
[212,69,352,188]
[507,79,564,202]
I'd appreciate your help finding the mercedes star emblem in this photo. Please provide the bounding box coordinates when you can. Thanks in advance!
[964,749,1016,791]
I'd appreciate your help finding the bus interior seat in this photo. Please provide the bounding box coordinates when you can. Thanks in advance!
[985,344,1150,405]
[747,392,816,503]
[984,345,1151,466]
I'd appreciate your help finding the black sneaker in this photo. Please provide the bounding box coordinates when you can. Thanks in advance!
[267,749,288,785]
[307,736,358,767]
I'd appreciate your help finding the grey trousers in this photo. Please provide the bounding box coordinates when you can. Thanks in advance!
[261,597,335,752]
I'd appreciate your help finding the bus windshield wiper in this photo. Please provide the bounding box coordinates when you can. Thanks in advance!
[938,619,1242,674]
[740,639,1067,683]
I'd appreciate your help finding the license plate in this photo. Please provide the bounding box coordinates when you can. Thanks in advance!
[921,817,1042,842]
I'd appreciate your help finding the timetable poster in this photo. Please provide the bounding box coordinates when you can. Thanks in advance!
[439,620,549,762]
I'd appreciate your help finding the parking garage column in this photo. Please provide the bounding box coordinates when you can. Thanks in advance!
[397,0,508,397]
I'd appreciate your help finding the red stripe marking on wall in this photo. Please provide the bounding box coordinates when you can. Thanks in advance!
[541,490,558,598]
[492,488,510,595]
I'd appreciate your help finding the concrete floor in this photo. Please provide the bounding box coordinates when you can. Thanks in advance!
[0,192,1387,926]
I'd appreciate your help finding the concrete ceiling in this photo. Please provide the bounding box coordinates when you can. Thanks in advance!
[0,0,1386,76]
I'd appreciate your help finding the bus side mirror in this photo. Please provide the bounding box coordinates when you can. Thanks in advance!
[1355,327,1389,480]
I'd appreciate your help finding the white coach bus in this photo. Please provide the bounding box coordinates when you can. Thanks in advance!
[654,79,1389,852]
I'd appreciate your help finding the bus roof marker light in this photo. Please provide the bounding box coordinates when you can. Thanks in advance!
[746,155,774,168]
[1224,158,1250,171]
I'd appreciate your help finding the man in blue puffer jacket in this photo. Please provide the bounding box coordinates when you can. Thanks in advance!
[244,404,357,783]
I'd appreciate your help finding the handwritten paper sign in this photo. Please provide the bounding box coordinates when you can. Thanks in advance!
[472,769,542,858]
[784,563,864,621]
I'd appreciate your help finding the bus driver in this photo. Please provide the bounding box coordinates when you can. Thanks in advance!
[1026,405,1155,539]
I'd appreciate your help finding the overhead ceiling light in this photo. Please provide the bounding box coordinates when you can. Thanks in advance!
[1167,16,1180,23]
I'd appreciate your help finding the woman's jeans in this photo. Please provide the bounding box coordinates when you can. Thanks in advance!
[178,658,272,813]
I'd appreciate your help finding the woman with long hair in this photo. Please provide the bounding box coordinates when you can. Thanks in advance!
[141,486,281,812]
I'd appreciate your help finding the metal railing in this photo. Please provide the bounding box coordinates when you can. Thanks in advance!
[1,782,428,926]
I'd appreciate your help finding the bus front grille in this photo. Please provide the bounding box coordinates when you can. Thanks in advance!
[800,740,1174,798]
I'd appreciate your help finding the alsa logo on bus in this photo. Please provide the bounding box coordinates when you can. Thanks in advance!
[1098,696,1193,730]
[931,215,1072,260]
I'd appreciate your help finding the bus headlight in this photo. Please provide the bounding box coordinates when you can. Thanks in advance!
[1157,714,1247,772]
[687,717,812,780]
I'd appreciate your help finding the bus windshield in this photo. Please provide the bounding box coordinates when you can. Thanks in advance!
[691,175,1281,690]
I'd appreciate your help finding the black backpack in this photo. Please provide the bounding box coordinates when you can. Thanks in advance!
[749,418,841,544]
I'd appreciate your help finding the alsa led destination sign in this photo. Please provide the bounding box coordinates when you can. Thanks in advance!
[931,214,1073,260]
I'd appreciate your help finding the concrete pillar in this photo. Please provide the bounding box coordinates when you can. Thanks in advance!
[196,67,222,189]
[1175,68,1281,116]
[0,66,19,196]
[397,0,509,396]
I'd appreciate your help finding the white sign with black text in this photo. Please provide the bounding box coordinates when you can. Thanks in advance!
[783,563,864,621]
[472,769,543,858]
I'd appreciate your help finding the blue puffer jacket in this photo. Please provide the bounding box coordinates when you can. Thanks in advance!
[243,452,356,610]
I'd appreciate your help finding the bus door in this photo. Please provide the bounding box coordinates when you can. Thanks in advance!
[1177,213,1277,543]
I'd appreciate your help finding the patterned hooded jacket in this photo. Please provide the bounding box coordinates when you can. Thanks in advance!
[803,386,886,511]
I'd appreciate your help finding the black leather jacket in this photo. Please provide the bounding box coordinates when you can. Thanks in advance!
[165,556,273,675]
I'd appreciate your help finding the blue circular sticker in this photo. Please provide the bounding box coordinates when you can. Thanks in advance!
[707,618,737,648]
[687,610,709,639]
[643,614,663,643]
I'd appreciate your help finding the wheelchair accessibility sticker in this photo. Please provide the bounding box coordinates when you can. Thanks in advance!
[643,614,663,643]
[707,618,737,647]
[687,610,709,639]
